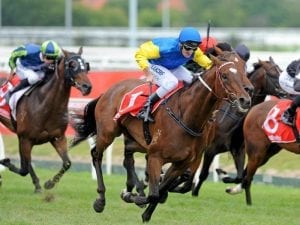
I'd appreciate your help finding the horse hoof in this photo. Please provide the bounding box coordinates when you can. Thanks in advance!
[142,213,151,223]
[225,184,243,195]
[44,180,55,189]
[159,192,168,203]
[0,158,10,166]
[34,188,43,193]
[93,199,105,213]
[120,189,135,203]
[134,196,149,206]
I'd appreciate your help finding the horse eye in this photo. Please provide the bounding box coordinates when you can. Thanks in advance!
[221,73,228,80]
[70,61,79,70]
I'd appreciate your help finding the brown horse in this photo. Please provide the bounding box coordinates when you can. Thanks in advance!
[225,97,300,205]
[118,56,285,199]
[75,50,252,222]
[0,47,92,193]
[188,56,286,195]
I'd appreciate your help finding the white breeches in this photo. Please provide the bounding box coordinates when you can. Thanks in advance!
[16,60,45,85]
[279,70,300,95]
[149,64,193,98]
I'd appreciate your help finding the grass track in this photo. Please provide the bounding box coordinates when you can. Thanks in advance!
[0,168,299,225]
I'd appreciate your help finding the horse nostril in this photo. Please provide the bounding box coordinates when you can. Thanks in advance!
[244,87,254,97]
[239,97,251,109]
[82,84,92,95]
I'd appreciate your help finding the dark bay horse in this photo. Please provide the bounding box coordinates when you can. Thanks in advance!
[225,98,299,205]
[74,50,252,222]
[0,47,92,193]
[188,57,286,196]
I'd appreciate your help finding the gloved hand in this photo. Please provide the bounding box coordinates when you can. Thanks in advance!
[287,59,300,77]
[293,78,300,92]
[43,63,56,73]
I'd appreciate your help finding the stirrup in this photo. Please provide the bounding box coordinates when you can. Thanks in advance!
[137,108,154,123]
[281,112,294,126]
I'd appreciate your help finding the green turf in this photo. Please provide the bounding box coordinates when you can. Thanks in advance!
[0,169,299,225]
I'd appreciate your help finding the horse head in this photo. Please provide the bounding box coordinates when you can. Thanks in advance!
[60,47,92,96]
[209,51,252,113]
[250,56,287,101]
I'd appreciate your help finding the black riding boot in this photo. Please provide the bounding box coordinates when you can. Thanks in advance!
[137,93,160,123]
[5,78,30,102]
[281,95,300,126]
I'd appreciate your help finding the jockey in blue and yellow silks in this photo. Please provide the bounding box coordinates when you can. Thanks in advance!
[135,27,212,123]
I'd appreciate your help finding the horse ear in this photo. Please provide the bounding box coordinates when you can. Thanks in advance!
[269,56,274,64]
[62,49,67,57]
[78,46,83,55]
[210,54,221,66]
[214,46,223,55]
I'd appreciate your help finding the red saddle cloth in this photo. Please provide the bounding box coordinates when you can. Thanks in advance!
[262,99,300,143]
[114,82,184,121]
[0,76,21,119]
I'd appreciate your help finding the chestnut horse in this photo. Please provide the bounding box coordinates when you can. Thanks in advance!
[0,47,92,193]
[118,56,285,198]
[225,97,300,205]
[74,50,253,222]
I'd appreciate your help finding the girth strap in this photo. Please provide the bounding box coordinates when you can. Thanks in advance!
[165,106,202,137]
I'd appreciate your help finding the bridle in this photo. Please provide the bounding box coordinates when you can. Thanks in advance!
[197,61,240,104]
[64,54,90,87]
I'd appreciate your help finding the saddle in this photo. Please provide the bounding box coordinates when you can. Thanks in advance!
[0,76,21,119]
[114,82,184,121]
[262,99,300,143]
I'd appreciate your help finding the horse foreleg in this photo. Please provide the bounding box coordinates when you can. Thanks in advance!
[91,146,106,213]
[121,150,146,204]
[44,137,71,189]
[28,164,42,193]
[142,163,187,222]
[132,156,162,207]
[192,149,215,196]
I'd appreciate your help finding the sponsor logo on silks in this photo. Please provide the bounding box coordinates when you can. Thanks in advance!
[151,65,164,76]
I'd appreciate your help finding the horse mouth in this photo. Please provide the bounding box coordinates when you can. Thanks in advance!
[232,100,250,113]
[77,83,92,96]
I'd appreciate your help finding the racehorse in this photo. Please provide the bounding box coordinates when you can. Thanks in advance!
[119,56,286,198]
[72,49,253,222]
[188,56,286,196]
[225,97,300,205]
[0,47,92,193]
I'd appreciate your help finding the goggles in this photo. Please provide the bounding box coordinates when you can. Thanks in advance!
[182,41,201,51]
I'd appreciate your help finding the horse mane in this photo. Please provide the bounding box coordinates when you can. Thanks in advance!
[248,61,263,78]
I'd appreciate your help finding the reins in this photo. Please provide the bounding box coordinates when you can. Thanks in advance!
[197,61,236,102]
[163,61,238,137]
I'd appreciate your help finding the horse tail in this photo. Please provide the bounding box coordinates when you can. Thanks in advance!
[69,95,101,148]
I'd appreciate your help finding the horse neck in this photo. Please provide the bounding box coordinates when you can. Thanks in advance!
[41,69,71,110]
[179,71,219,131]
[249,67,267,105]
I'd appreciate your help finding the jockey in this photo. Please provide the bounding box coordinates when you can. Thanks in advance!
[6,40,61,101]
[279,59,300,126]
[234,44,250,62]
[199,36,218,54]
[135,27,212,123]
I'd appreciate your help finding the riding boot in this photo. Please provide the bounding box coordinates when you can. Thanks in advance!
[281,95,300,126]
[5,78,30,102]
[137,93,160,123]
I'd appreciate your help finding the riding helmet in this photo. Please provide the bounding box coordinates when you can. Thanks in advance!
[199,36,218,53]
[179,27,201,47]
[41,40,61,58]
